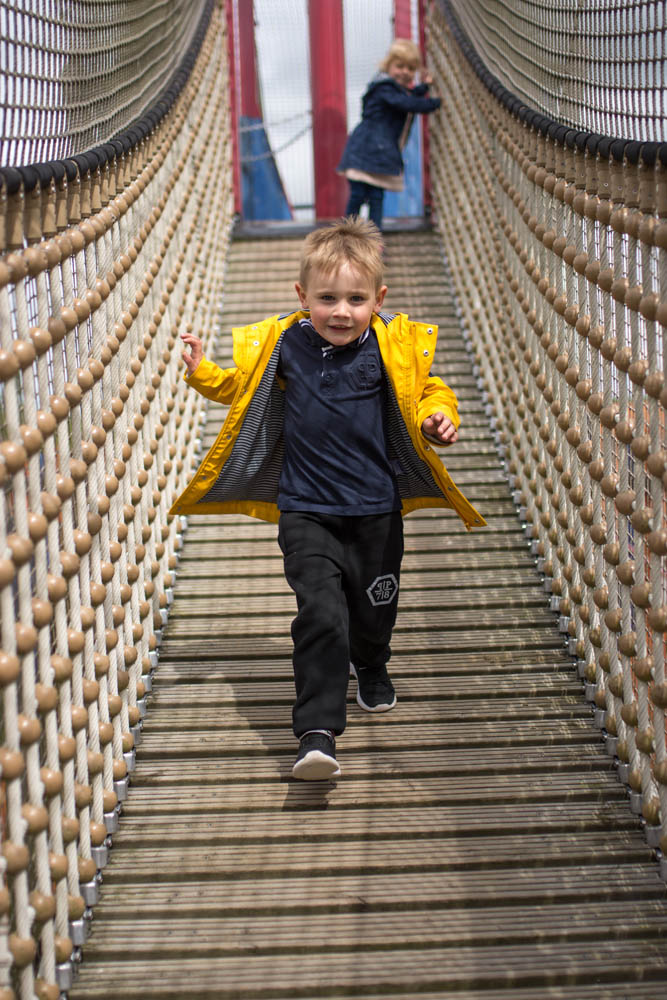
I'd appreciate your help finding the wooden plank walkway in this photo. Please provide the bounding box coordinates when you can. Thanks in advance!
[70,230,667,999]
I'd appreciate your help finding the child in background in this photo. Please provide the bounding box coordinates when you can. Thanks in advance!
[171,218,485,781]
[337,38,441,230]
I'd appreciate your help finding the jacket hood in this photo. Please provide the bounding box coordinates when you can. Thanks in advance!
[364,72,403,96]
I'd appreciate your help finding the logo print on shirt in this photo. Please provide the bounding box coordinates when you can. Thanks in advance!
[347,358,380,392]
[366,574,399,606]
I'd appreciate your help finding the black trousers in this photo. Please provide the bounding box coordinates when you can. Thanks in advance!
[278,510,404,737]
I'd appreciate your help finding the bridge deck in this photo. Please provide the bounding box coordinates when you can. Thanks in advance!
[70,231,667,999]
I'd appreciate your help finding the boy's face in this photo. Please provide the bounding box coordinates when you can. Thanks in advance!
[295,262,387,348]
[387,58,416,88]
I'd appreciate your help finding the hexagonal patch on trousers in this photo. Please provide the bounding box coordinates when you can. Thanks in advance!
[366,574,399,606]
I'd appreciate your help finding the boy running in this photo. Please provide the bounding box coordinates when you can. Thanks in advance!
[171,218,485,780]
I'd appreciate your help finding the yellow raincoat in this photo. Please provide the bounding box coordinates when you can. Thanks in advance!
[169,310,486,531]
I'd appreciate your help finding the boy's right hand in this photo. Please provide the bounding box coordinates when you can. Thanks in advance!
[181,333,203,375]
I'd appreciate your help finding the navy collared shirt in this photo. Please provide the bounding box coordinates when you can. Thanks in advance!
[277,320,400,515]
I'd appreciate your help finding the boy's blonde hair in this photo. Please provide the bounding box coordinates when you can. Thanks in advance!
[380,38,422,72]
[299,217,384,293]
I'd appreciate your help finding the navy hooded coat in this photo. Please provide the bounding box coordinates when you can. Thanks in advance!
[337,73,441,178]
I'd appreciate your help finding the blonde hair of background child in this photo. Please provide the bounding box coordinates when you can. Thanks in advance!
[379,38,422,73]
[299,217,385,294]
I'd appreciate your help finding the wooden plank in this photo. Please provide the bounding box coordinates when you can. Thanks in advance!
[128,744,610,785]
[176,537,536,560]
[153,648,574,675]
[70,939,667,998]
[138,989,661,1000]
[179,517,528,542]
[112,799,639,841]
[132,719,602,757]
[173,549,539,575]
[160,620,563,648]
[158,632,568,660]
[136,703,590,734]
[100,833,654,882]
[81,899,667,957]
[151,671,583,701]
[162,603,559,627]
[143,697,592,729]
[121,774,628,816]
[82,865,666,914]
[163,591,552,620]
[172,569,544,595]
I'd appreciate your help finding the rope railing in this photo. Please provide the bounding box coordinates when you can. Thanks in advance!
[428,0,667,874]
[0,0,233,994]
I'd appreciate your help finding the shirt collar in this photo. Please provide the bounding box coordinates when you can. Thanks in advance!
[298,317,371,353]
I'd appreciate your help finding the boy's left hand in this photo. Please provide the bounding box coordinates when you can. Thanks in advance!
[422,411,458,445]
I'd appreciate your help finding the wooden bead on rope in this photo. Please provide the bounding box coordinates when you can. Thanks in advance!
[0,653,20,686]
[40,767,63,798]
[2,841,29,874]
[29,890,56,923]
[68,894,85,919]
[54,935,73,964]
[61,817,80,844]
[103,788,118,812]
[74,783,93,809]
[58,734,76,762]
[34,980,60,1000]
[8,934,36,968]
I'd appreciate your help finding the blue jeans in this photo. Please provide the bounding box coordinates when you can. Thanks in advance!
[345,180,385,230]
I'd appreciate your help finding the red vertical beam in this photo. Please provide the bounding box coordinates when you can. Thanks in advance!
[393,0,412,39]
[238,0,261,118]
[308,0,348,219]
[418,0,433,217]
[225,0,242,214]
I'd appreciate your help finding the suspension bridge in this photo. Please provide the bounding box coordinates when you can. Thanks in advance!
[0,1,666,998]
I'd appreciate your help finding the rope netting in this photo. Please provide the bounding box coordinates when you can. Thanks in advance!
[0,0,233,995]
[446,0,666,143]
[429,0,667,871]
[0,0,208,168]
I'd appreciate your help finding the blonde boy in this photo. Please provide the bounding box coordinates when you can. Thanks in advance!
[172,218,484,780]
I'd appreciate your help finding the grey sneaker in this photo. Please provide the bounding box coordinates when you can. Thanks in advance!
[350,662,397,713]
[292,730,341,780]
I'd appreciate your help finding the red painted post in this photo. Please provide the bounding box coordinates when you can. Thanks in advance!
[238,0,261,118]
[225,0,242,215]
[393,0,412,39]
[418,0,433,219]
[308,0,348,219]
